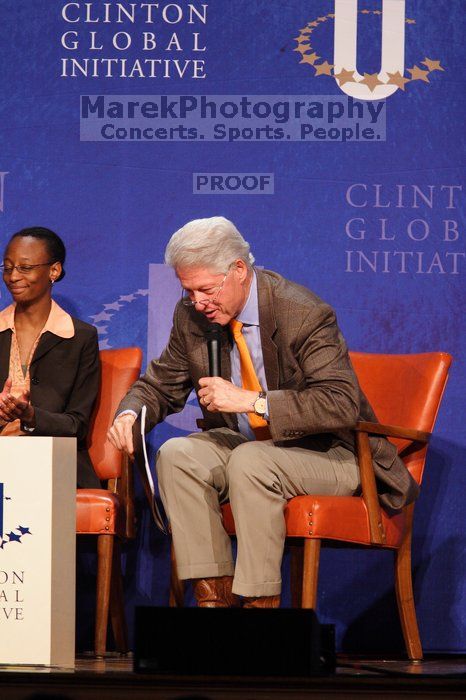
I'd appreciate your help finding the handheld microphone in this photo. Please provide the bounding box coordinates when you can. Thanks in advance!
[205,323,222,377]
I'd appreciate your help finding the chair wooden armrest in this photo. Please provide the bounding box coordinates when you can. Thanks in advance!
[107,455,136,541]
[354,420,430,546]
[118,454,136,540]
[354,429,386,546]
[355,421,431,443]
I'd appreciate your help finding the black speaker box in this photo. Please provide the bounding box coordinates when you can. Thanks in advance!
[134,606,335,677]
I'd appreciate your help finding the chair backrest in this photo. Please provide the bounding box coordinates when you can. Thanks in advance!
[88,347,143,481]
[349,352,452,483]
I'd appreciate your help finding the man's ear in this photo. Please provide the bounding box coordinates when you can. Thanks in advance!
[234,259,249,283]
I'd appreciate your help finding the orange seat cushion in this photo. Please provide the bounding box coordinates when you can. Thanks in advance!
[221,496,406,548]
[76,489,124,536]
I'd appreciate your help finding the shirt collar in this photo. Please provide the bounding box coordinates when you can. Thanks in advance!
[0,304,15,332]
[0,299,74,338]
[237,270,259,327]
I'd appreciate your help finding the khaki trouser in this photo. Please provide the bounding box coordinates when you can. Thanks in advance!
[156,428,360,597]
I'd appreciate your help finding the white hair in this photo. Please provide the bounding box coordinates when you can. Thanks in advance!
[164,216,255,273]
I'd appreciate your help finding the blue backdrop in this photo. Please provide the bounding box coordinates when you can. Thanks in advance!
[0,0,464,653]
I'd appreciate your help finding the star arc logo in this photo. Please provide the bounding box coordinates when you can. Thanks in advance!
[0,482,33,551]
[295,6,444,100]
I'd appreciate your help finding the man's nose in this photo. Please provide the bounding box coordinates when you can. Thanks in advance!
[9,266,22,281]
[192,292,209,306]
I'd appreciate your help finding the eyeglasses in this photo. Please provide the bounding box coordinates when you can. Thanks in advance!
[1,262,54,275]
[181,270,230,308]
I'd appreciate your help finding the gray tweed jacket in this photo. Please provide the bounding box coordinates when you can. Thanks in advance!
[118,269,419,510]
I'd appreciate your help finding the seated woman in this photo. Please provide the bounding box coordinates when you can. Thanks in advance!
[0,227,100,488]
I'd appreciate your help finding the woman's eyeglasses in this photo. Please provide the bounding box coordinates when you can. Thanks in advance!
[1,262,54,275]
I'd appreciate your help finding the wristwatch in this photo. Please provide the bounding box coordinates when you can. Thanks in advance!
[253,391,267,417]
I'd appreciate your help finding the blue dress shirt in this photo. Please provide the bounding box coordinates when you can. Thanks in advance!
[230,271,269,440]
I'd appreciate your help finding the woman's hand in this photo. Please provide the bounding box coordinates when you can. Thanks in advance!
[0,378,35,425]
[0,378,15,422]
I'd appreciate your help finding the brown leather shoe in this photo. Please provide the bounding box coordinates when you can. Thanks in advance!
[243,595,281,608]
[193,576,238,608]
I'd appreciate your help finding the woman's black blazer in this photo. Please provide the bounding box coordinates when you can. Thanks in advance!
[0,317,101,487]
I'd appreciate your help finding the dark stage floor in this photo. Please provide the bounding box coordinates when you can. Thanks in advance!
[0,654,465,699]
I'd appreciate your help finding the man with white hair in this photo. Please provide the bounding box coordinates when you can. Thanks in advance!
[108,216,418,608]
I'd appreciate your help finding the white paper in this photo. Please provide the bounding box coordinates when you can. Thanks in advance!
[140,405,167,533]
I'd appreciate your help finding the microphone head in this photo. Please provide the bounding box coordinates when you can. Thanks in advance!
[205,322,223,340]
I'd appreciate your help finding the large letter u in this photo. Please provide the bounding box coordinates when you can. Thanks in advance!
[334,0,405,100]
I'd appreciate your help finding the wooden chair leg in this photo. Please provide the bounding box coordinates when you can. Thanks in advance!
[169,541,186,607]
[95,534,114,658]
[289,541,304,607]
[302,538,321,609]
[394,504,423,661]
[109,539,129,654]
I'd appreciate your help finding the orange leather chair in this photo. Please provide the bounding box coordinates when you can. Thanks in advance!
[170,352,452,661]
[284,351,452,661]
[76,347,142,657]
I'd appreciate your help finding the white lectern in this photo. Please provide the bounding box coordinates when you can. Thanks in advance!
[0,437,76,667]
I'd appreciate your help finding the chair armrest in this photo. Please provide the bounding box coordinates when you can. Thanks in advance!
[355,421,430,443]
[355,430,386,545]
[354,420,429,545]
[111,454,136,540]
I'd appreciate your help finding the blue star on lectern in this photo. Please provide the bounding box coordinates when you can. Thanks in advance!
[6,531,21,543]
[18,526,31,535]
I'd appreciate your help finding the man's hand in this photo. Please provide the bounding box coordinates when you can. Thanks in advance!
[0,378,34,425]
[107,413,136,458]
[198,377,257,413]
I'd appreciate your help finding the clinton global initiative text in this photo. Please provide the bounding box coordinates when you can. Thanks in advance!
[61,57,205,78]
[344,183,464,274]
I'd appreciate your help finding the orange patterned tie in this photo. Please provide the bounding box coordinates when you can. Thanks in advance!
[229,319,271,440]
